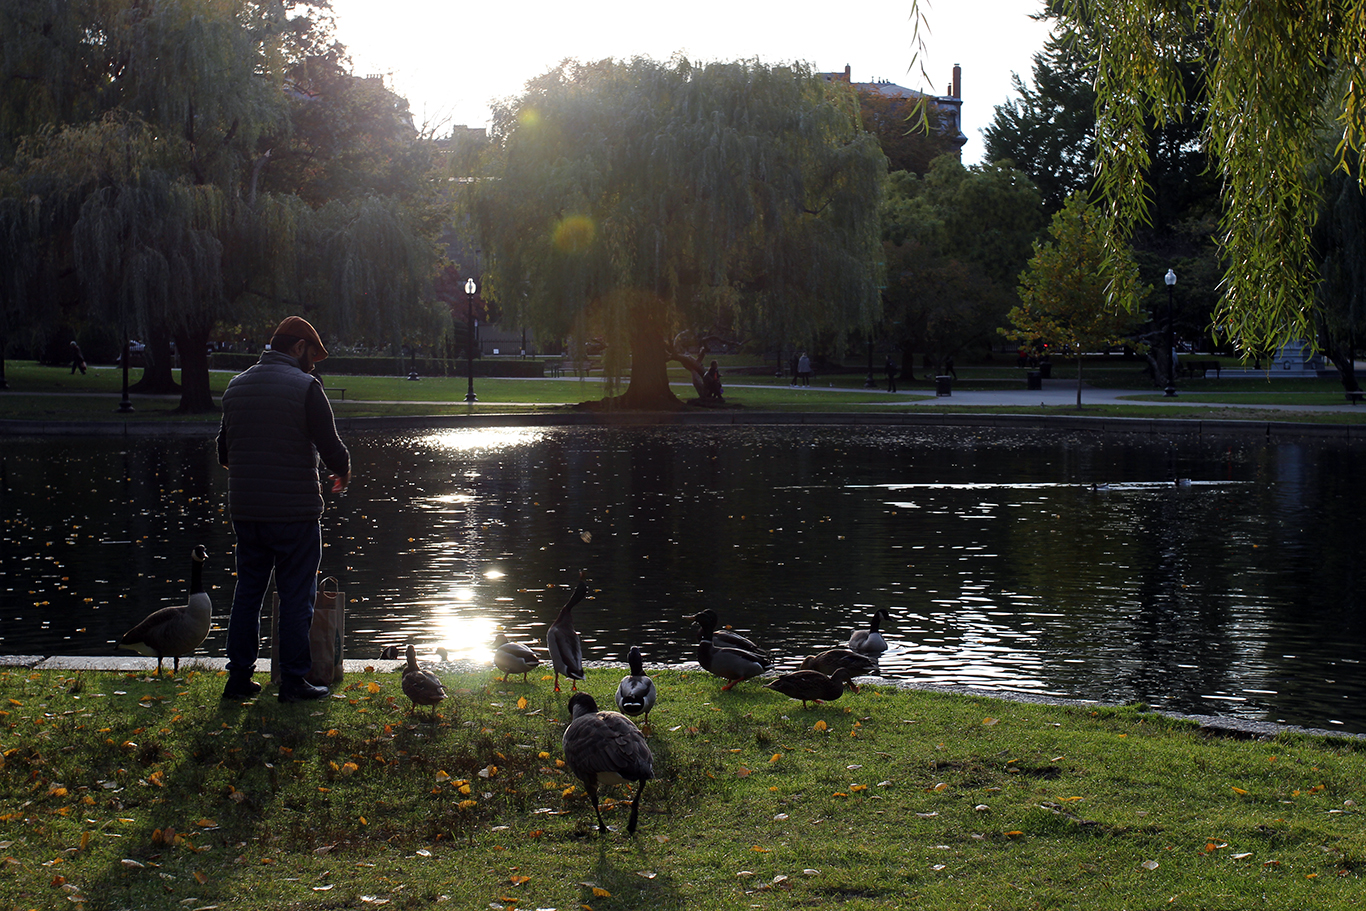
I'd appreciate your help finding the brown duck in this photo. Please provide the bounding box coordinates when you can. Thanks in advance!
[764,667,860,708]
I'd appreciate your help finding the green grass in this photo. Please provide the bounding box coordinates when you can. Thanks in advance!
[5,361,1366,425]
[2,665,1364,910]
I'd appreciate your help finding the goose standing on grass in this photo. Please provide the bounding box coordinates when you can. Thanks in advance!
[401,644,446,715]
[615,646,657,724]
[847,608,891,656]
[689,609,770,661]
[546,574,588,692]
[494,631,541,682]
[765,667,860,709]
[562,692,654,835]
[801,648,878,677]
[697,631,770,691]
[120,545,212,675]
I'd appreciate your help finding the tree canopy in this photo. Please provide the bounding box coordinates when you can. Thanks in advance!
[879,157,1046,369]
[1050,0,1366,353]
[0,0,444,411]
[1003,193,1144,407]
[470,57,887,408]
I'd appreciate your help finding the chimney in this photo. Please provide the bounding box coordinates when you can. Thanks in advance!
[952,64,961,99]
[844,64,851,83]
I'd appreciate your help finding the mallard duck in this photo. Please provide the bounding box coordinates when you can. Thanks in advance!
[615,646,657,723]
[690,609,769,660]
[494,631,541,682]
[562,692,654,834]
[765,667,859,708]
[697,636,769,691]
[401,644,446,715]
[546,573,588,692]
[119,545,212,675]
[846,608,891,656]
[801,648,878,677]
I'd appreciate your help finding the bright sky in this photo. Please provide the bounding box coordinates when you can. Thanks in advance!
[329,0,1053,166]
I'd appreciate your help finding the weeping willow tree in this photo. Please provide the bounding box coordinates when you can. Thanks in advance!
[305,195,444,350]
[3,1,443,411]
[471,57,887,409]
[1027,0,1366,354]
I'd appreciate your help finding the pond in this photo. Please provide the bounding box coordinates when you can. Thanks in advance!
[2,424,1363,733]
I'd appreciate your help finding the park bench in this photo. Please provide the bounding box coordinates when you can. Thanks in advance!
[1182,360,1221,378]
[324,386,346,400]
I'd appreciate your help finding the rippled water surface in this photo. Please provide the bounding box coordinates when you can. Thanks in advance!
[2,425,1363,732]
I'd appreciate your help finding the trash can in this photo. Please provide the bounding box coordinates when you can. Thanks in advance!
[935,375,952,397]
[1026,371,1042,390]
[1038,360,1052,379]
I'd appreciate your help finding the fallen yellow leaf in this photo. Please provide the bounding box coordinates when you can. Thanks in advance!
[813,720,827,732]
[592,886,611,897]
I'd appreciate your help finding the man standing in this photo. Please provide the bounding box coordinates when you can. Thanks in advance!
[217,316,350,703]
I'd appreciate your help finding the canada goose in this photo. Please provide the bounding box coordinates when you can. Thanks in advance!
[120,545,212,674]
[697,636,769,691]
[401,644,446,715]
[765,667,860,708]
[690,609,769,660]
[546,574,588,692]
[801,648,878,677]
[562,692,654,834]
[494,631,541,682]
[615,646,657,723]
[847,608,891,656]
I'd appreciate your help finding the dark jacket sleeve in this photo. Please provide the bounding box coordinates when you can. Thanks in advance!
[305,381,349,476]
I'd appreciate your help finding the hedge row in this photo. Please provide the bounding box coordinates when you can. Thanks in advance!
[209,353,551,378]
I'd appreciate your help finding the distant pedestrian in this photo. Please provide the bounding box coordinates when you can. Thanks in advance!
[789,354,799,386]
[69,341,86,375]
[943,355,957,379]
[797,352,811,387]
[884,356,898,393]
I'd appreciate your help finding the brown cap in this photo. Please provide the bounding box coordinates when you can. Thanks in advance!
[272,316,328,361]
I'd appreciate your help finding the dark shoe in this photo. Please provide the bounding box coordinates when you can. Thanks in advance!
[278,676,329,703]
[221,676,262,700]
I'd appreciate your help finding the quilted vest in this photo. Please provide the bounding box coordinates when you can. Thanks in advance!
[221,351,324,522]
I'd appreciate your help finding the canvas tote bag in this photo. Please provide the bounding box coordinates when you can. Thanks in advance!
[270,575,345,686]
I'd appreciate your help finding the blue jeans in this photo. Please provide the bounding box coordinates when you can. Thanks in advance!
[225,521,321,679]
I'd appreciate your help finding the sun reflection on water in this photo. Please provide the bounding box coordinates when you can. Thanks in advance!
[418,428,545,452]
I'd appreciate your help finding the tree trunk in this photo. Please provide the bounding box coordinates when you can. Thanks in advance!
[129,326,181,395]
[174,326,217,413]
[1076,355,1083,409]
[587,306,681,410]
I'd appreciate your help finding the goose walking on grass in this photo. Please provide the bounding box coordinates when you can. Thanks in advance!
[801,648,878,677]
[689,609,769,661]
[401,644,446,715]
[846,608,891,656]
[765,667,860,708]
[562,692,654,835]
[615,646,657,724]
[547,574,589,692]
[494,631,541,682]
[120,545,212,675]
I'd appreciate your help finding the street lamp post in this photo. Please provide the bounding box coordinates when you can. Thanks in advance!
[464,277,478,403]
[1164,268,1177,397]
[117,320,134,413]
